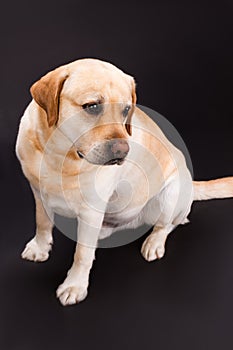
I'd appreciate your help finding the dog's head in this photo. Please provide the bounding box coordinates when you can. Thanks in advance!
[30,59,136,165]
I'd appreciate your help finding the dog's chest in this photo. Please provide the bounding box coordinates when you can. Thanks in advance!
[38,173,82,218]
[37,155,163,223]
[40,176,148,222]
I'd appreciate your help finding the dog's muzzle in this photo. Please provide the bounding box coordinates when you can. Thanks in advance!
[104,139,129,165]
[77,139,130,166]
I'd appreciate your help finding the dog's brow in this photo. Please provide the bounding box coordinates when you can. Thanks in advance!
[82,98,102,105]
[63,94,104,107]
[77,92,104,104]
[81,95,104,105]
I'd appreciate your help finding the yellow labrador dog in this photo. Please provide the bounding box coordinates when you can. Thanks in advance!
[16,58,233,306]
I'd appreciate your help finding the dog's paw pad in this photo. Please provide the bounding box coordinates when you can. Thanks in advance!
[141,236,166,262]
[56,284,88,306]
[21,238,51,262]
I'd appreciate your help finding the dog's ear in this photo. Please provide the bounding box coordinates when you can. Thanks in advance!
[30,67,69,127]
[125,77,136,136]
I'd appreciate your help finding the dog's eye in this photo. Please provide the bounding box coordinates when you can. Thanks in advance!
[123,105,131,118]
[82,103,103,115]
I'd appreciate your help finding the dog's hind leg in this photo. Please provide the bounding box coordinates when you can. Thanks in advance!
[141,224,174,262]
[141,170,193,262]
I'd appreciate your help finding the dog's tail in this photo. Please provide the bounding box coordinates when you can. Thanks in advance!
[193,177,233,201]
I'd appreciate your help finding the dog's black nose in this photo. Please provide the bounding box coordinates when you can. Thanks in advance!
[110,139,129,159]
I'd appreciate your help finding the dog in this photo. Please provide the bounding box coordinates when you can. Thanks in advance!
[16,58,233,306]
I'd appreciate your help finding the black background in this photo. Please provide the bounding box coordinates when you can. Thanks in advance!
[1,0,233,349]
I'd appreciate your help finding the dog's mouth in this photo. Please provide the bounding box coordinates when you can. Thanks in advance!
[104,158,125,166]
[77,151,125,166]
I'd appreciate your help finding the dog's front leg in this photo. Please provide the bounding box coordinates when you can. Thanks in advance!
[56,210,104,306]
[21,188,54,262]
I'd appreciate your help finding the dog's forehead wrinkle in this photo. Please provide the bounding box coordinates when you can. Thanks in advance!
[64,66,132,103]
[63,86,130,106]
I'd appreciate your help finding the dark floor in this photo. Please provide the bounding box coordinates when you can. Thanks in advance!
[1,0,233,349]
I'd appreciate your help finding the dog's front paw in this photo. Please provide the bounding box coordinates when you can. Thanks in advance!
[141,235,166,262]
[56,282,88,306]
[21,237,52,262]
